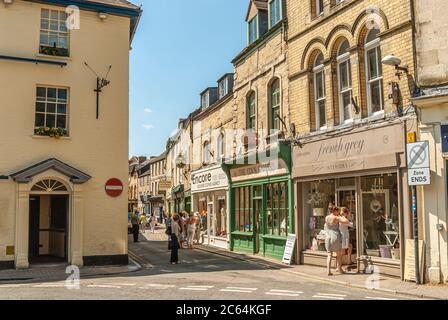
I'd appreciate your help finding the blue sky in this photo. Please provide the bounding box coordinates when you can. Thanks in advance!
[129,0,248,158]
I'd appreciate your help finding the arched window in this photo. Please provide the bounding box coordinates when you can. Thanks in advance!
[269,79,281,131]
[31,179,67,192]
[217,132,225,161]
[337,40,353,123]
[247,91,256,130]
[203,141,210,164]
[365,28,383,115]
[313,53,326,129]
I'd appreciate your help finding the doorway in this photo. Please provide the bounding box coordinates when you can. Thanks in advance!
[28,194,69,264]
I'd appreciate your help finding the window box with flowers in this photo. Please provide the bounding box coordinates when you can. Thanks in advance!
[34,127,68,138]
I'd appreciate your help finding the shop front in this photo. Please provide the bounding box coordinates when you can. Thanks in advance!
[191,165,229,249]
[292,122,412,278]
[172,184,184,214]
[223,142,294,261]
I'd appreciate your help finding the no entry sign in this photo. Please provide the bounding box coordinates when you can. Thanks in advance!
[105,178,123,197]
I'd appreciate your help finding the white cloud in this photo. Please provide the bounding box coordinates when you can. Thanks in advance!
[144,108,152,113]
[142,124,154,130]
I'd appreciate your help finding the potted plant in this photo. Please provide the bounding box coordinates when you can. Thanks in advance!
[34,127,67,139]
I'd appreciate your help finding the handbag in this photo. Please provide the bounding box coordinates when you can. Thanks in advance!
[165,225,172,235]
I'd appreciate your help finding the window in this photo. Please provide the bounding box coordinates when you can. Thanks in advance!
[40,9,69,57]
[313,53,326,129]
[365,29,384,115]
[248,15,258,45]
[247,92,256,130]
[218,78,228,99]
[337,40,353,123]
[266,182,289,236]
[234,186,252,232]
[35,86,68,135]
[269,79,281,131]
[269,0,282,27]
[217,133,225,161]
[203,141,210,164]
[316,0,324,16]
[201,92,210,109]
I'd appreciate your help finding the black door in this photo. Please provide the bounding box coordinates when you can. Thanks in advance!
[50,195,69,261]
[28,196,40,259]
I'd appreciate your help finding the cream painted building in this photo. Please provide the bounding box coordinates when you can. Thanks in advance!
[411,0,448,284]
[0,0,141,269]
[190,74,234,249]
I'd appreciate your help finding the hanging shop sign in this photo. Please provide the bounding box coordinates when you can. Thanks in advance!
[407,141,431,186]
[292,124,405,178]
[105,178,123,198]
[159,179,172,191]
[282,234,297,265]
[230,159,288,182]
[191,166,228,192]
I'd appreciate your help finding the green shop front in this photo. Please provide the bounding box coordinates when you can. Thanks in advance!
[222,142,294,261]
[171,184,191,214]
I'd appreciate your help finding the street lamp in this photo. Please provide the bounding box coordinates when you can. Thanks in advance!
[382,54,409,77]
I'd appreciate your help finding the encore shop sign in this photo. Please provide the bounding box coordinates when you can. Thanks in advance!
[292,124,406,178]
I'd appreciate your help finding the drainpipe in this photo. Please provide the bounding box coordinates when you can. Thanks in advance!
[409,0,419,89]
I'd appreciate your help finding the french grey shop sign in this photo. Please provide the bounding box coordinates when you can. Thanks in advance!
[191,166,228,192]
[292,124,405,177]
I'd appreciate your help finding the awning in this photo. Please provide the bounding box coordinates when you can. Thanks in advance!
[148,196,163,202]
[171,184,184,194]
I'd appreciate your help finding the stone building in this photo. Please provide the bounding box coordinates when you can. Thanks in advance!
[0,0,141,269]
[223,0,295,260]
[190,74,235,249]
[128,156,147,213]
[411,0,448,284]
[287,0,417,278]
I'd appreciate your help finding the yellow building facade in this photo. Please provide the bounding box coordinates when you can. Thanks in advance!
[0,0,141,269]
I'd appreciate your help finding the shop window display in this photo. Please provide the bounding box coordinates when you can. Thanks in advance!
[304,180,335,251]
[266,182,288,236]
[234,186,253,232]
[361,174,400,260]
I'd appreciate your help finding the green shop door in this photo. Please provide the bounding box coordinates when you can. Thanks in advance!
[253,185,264,255]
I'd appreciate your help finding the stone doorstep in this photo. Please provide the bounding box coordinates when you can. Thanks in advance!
[195,245,448,301]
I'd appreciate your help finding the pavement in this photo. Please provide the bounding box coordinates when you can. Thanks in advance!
[0,259,140,282]
[194,244,448,300]
[0,226,444,300]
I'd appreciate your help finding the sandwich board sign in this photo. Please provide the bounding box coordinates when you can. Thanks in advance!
[282,234,296,265]
[407,141,431,186]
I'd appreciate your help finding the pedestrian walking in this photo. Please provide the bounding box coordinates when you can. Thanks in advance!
[170,215,181,264]
[139,212,147,234]
[150,214,156,233]
[131,212,140,243]
[186,212,197,249]
[324,204,349,276]
[180,212,188,248]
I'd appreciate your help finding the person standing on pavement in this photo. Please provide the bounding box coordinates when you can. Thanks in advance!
[131,212,140,243]
[186,212,197,249]
[170,215,181,264]
[139,212,147,234]
[194,212,201,244]
[324,204,349,276]
[150,214,156,233]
